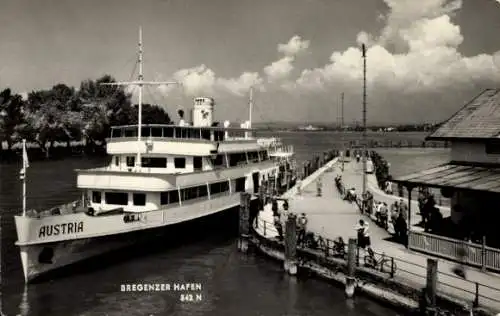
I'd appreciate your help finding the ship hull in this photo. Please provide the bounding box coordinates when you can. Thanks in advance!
[19,202,254,283]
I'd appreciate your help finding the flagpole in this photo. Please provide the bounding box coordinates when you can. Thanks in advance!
[22,139,27,217]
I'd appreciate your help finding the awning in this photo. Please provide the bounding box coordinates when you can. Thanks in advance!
[392,163,500,193]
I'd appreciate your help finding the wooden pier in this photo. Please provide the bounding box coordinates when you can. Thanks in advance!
[243,157,500,316]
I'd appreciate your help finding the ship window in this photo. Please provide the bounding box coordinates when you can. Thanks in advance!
[214,130,224,141]
[92,191,101,203]
[210,180,230,195]
[142,127,150,137]
[201,129,211,140]
[260,151,269,161]
[160,192,169,205]
[111,128,122,138]
[163,126,174,138]
[181,187,200,201]
[151,127,162,137]
[114,156,120,166]
[248,151,259,163]
[141,157,167,168]
[124,128,137,137]
[193,157,203,170]
[174,157,186,169]
[229,153,247,166]
[235,177,246,192]
[175,128,183,138]
[198,184,208,197]
[105,192,128,205]
[169,190,179,204]
[126,156,135,167]
[210,182,221,195]
[133,193,146,206]
[213,155,224,167]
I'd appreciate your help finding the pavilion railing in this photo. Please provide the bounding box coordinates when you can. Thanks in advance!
[409,231,500,272]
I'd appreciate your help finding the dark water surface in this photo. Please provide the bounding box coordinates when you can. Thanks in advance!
[0,131,448,316]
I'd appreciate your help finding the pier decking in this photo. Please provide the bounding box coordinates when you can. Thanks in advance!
[254,159,500,313]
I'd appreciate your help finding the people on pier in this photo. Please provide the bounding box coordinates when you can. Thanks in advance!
[345,187,357,203]
[395,211,408,244]
[377,202,389,229]
[297,213,308,245]
[452,241,467,279]
[355,219,371,249]
[316,177,323,197]
[271,199,279,217]
[384,181,393,194]
[365,190,373,214]
[273,213,283,241]
[362,191,369,213]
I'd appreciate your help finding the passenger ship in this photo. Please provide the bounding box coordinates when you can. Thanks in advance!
[14,29,296,283]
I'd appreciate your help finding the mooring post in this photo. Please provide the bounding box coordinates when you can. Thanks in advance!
[346,238,357,298]
[238,192,251,253]
[425,258,438,311]
[284,213,298,275]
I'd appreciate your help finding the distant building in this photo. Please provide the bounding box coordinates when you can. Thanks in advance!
[393,89,500,251]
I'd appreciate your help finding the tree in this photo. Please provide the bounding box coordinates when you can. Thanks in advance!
[0,88,25,152]
[77,75,134,146]
[132,103,172,124]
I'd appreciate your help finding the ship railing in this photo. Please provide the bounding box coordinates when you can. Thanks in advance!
[24,199,85,218]
[268,144,294,156]
[108,124,258,142]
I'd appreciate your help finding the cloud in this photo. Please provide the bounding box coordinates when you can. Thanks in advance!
[264,35,310,82]
[155,64,263,97]
[293,0,500,95]
[277,35,310,57]
[153,35,308,97]
[264,57,295,82]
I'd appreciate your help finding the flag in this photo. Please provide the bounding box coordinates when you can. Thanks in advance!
[20,140,29,179]
[22,140,29,169]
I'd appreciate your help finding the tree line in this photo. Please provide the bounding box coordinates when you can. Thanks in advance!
[0,75,172,160]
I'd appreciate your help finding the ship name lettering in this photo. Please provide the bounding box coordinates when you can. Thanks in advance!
[38,221,84,238]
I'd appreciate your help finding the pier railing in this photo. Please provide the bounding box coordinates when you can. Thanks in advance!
[409,231,500,273]
[254,217,500,311]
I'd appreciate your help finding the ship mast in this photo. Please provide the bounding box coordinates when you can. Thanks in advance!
[248,86,253,128]
[101,27,180,170]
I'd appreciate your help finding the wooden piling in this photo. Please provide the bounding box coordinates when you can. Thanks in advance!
[426,258,438,309]
[238,192,251,253]
[346,238,357,298]
[284,213,298,275]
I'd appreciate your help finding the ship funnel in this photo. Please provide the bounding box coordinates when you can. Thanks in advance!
[193,97,214,127]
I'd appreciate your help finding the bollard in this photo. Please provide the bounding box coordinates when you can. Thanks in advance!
[346,238,357,298]
[425,258,438,310]
[284,213,298,275]
[238,192,251,253]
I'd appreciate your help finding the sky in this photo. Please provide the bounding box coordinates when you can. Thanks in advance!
[1,0,500,125]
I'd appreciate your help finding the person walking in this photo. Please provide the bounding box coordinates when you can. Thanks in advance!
[355,219,370,249]
[297,213,308,245]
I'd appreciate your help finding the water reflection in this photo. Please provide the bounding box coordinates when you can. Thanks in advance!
[18,286,29,316]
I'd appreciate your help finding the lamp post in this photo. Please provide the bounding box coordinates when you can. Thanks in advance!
[362,43,367,196]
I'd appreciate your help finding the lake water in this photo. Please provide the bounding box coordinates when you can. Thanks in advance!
[0,131,449,316]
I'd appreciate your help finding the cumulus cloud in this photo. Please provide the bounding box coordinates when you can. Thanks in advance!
[264,57,295,82]
[153,34,309,97]
[155,64,263,97]
[294,0,500,95]
[264,35,310,82]
[277,35,310,57]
